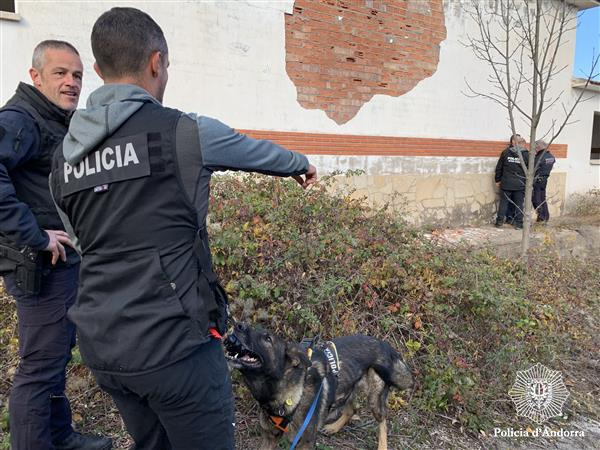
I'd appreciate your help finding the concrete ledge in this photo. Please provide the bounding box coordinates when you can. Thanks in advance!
[572,78,600,92]
[566,0,600,11]
[0,11,20,21]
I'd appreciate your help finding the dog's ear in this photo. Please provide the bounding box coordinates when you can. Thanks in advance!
[286,344,311,368]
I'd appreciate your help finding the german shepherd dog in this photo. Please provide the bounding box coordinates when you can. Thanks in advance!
[224,323,413,450]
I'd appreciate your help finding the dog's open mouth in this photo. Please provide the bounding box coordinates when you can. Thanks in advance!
[223,334,262,369]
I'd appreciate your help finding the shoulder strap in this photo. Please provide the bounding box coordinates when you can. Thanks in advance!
[174,114,203,205]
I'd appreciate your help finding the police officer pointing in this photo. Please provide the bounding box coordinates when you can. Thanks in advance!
[50,7,316,450]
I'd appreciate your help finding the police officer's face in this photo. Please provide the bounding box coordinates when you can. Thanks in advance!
[30,48,83,111]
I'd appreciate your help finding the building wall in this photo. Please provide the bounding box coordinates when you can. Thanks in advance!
[333,170,567,225]
[1,0,598,226]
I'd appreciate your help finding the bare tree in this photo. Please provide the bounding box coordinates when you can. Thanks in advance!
[463,0,599,258]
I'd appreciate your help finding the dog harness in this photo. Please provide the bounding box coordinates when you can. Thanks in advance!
[268,339,341,435]
[300,338,341,375]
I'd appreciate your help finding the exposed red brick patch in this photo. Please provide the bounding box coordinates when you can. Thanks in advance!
[238,129,568,158]
[284,0,446,124]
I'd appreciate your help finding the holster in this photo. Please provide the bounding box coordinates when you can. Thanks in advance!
[0,237,42,295]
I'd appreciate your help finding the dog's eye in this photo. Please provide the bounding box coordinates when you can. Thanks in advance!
[264,335,272,343]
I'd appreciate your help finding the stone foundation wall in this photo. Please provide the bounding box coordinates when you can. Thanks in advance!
[332,172,567,227]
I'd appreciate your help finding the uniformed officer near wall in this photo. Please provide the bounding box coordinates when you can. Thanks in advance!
[532,140,555,223]
[494,134,529,229]
[49,7,317,450]
[0,41,112,450]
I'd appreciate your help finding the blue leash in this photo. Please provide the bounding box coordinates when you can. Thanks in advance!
[289,381,324,450]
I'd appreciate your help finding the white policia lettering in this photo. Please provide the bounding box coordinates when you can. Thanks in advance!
[324,348,338,373]
[64,143,140,183]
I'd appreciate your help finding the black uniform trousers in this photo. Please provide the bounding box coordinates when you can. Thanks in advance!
[4,263,78,450]
[497,189,525,226]
[93,338,235,450]
[532,180,550,221]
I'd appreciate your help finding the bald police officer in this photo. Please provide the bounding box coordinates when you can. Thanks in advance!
[50,7,316,450]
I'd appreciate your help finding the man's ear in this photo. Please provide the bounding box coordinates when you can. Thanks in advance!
[93,62,104,80]
[29,67,41,87]
[286,344,311,368]
[150,51,162,78]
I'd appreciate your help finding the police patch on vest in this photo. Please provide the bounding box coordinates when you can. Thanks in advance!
[61,133,150,196]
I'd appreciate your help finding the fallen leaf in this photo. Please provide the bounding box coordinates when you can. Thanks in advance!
[414,317,422,330]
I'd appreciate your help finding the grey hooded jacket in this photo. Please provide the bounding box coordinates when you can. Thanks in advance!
[54,84,309,248]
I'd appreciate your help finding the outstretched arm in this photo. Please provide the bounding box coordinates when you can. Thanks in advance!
[196,116,315,183]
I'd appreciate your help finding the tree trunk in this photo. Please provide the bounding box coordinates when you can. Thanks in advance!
[521,131,537,258]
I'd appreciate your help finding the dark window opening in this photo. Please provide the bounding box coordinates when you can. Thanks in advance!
[591,112,600,161]
[0,0,15,13]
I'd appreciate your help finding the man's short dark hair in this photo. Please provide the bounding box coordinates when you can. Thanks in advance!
[91,7,168,79]
[32,40,80,71]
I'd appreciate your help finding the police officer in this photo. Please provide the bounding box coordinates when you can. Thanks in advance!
[0,41,112,450]
[50,7,317,450]
[494,134,529,229]
[532,140,555,223]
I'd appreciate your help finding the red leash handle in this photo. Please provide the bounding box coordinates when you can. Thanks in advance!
[209,328,222,340]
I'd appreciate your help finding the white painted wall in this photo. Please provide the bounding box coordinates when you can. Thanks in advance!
[1,0,598,194]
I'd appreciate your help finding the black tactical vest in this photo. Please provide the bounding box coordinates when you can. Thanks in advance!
[52,102,215,373]
[2,86,69,231]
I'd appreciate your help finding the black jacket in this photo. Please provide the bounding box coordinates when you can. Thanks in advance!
[53,103,211,373]
[534,150,555,188]
[495,146,529,191]
[0,83,78,263]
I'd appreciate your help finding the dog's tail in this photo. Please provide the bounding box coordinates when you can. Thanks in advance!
[374,342,414,390]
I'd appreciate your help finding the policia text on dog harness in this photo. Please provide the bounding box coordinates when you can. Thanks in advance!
[268,338,341,449]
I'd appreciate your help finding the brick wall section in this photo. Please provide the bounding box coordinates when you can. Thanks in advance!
[238,129,568,158]
[284,0,446,124]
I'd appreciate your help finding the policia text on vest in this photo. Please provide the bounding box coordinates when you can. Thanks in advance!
[62,133,148,196]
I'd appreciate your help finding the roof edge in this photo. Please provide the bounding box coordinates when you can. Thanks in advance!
[572,77,600,92]
[566,0,600,10]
